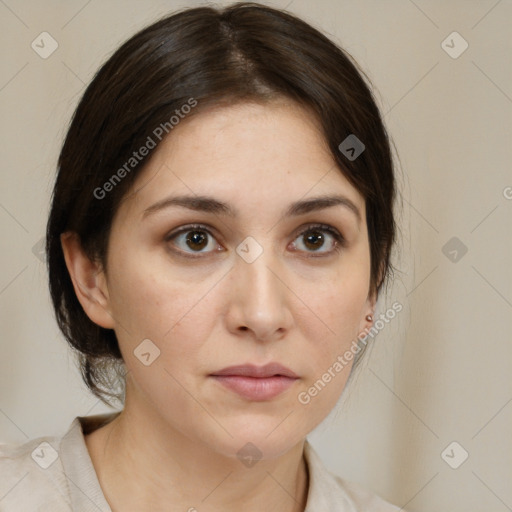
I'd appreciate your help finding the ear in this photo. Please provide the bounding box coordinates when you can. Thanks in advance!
[60,232,115,329]
[358,285,377,337]
[358,260,386,335]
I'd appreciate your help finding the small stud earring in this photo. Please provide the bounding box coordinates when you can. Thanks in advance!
[365,314,373,322]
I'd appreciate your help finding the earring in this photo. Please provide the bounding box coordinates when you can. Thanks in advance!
[365,314,373,322]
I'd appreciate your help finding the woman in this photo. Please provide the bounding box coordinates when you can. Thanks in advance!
[0,2,402,510]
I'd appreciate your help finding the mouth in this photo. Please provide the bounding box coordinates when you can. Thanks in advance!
[210,363,299,401]
[211,363,298,379]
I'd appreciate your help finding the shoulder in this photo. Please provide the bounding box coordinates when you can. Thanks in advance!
[1,413,117,512]
[303,440,404,512]
[0,431,72,511]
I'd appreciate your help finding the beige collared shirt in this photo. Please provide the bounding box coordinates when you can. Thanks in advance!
[0,413,402,511]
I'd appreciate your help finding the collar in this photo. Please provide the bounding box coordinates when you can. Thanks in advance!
[60,412,356,511]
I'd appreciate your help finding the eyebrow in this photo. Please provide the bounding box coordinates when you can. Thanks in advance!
[143,193,361,224]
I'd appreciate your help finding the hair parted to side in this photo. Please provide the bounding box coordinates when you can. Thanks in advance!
[47,1,399,406]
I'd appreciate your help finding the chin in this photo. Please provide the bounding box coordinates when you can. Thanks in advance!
[203,417,307,463]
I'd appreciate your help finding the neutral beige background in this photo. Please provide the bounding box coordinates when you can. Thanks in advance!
[1,1,511,510]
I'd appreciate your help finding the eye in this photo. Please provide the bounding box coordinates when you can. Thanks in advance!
[165,224,221,258]
[290,224,345,257]
[165,223,346,259]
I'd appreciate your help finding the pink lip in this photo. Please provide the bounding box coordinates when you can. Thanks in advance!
[210,363,299,401]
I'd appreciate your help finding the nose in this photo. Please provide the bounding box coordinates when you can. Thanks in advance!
[225,245,293,343]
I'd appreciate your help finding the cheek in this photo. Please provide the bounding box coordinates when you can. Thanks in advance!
[107,229,370,366]
[308,262,370,345]
[105,249,209,350]
[298,263,369,399]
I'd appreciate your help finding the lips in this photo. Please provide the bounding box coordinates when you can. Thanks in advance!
[210,363,298,379]
[210,363,299,401]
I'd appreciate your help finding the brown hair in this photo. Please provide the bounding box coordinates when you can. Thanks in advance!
[47,1,399,405]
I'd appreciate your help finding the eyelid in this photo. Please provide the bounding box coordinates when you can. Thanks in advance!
[290,222,346,256]
[164,223,219,241]
[164,222,346,258]
[292,222,346,245]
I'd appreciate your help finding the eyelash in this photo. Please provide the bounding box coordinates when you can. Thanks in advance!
[165,223,346,260]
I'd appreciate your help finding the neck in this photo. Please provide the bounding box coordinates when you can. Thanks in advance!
[85,392,309,511]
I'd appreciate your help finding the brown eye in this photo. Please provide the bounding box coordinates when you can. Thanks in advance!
[165,222,345,260]
[184,230,209,251]
[291,224,345,256]
[166,224,220,258]
[302,230,326,251]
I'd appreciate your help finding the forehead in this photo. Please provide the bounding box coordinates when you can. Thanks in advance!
[118,100,365,222]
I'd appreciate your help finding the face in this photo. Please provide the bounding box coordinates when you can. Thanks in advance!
[87,100,375,459]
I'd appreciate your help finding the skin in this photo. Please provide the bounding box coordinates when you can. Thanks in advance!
[61,99,377,512]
